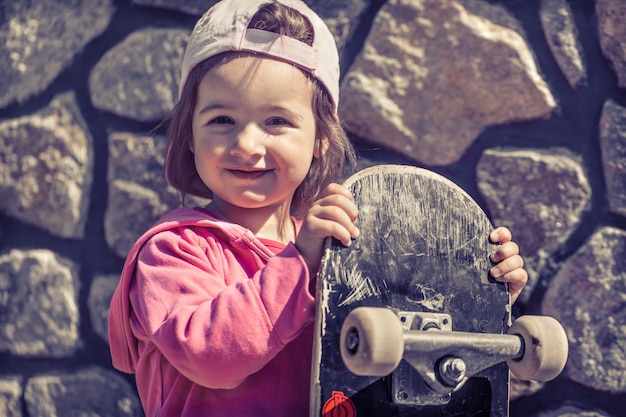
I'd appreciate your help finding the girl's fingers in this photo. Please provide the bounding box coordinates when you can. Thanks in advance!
[308,184,359,244]
[490,226,512,244]
[313,196,358,224]
[319,182,354,202]
[490,254,524,279]
[296,183,360,269]
[495,267,528,304]
[490,241,519,263]
[316,184,358,222]
[489,227,527,304]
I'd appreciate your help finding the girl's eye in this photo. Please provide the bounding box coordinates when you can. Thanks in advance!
[267,117,290,127]
[208,116,234,125]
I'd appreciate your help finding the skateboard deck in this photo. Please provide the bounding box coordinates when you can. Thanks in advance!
[310,164,511,417]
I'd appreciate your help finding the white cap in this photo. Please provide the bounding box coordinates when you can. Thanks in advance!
[179,0,340,110]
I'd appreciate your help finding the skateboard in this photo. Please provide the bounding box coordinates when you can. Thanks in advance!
[310,165,568,417]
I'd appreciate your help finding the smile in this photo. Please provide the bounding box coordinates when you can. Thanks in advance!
[228,169,270,180]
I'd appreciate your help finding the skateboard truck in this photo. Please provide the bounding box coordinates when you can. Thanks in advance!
[393,311,522,405]
[340,307,568,406]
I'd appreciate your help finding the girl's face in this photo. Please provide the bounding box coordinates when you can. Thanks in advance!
[191,55,321,214]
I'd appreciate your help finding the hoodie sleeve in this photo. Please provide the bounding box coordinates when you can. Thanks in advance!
[127,225,315,389]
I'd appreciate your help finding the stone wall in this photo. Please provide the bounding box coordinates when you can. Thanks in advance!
[1,0,625,416]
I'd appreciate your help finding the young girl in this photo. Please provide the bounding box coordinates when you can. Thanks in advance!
[108,1,528,416]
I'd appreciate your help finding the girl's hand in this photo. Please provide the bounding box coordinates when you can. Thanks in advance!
[489,226,528,304]
[296,183,359,276]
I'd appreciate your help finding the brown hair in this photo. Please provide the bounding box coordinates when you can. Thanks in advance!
[164,1,356,216]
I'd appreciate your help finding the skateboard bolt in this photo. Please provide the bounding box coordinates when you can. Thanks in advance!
[397,390,409,402]
[439,357,467,386]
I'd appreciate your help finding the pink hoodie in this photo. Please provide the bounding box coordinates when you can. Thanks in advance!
[108,207,315,416]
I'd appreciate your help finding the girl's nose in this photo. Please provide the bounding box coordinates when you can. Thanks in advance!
[230,124,266,159]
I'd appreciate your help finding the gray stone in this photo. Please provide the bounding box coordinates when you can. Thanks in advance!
[476,148,591,299]
[0,249,80,358]
[88,275,120,344]
[596,0,626,89]
[0,92,93,239]
[509,374,544,401]
[89,28,188,122]
[540,0,586,87]
[599,100,626,217]
[131,0,219,15]
[106,132,170,193]
[303,0,370,53]
[340,0,556,166]
[542,227,626,393]
[106,179,170,258]
[0,0,115,108]
[24,367,141,417]
[535,405,610,417]
[105,132,208,258]
[0,377,22,417]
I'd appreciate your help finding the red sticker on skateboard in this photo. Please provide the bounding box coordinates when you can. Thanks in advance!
[322,390,356,417]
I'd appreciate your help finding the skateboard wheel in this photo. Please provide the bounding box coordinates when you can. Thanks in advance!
[340,307,404,376]
[506,315,568,381]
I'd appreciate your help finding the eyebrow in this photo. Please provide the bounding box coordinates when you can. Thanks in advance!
[261,105,305,122]
[196,103,234,115]
[196,103,305,122]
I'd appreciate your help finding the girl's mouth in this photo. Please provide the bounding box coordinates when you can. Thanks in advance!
[228,169,269,180]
